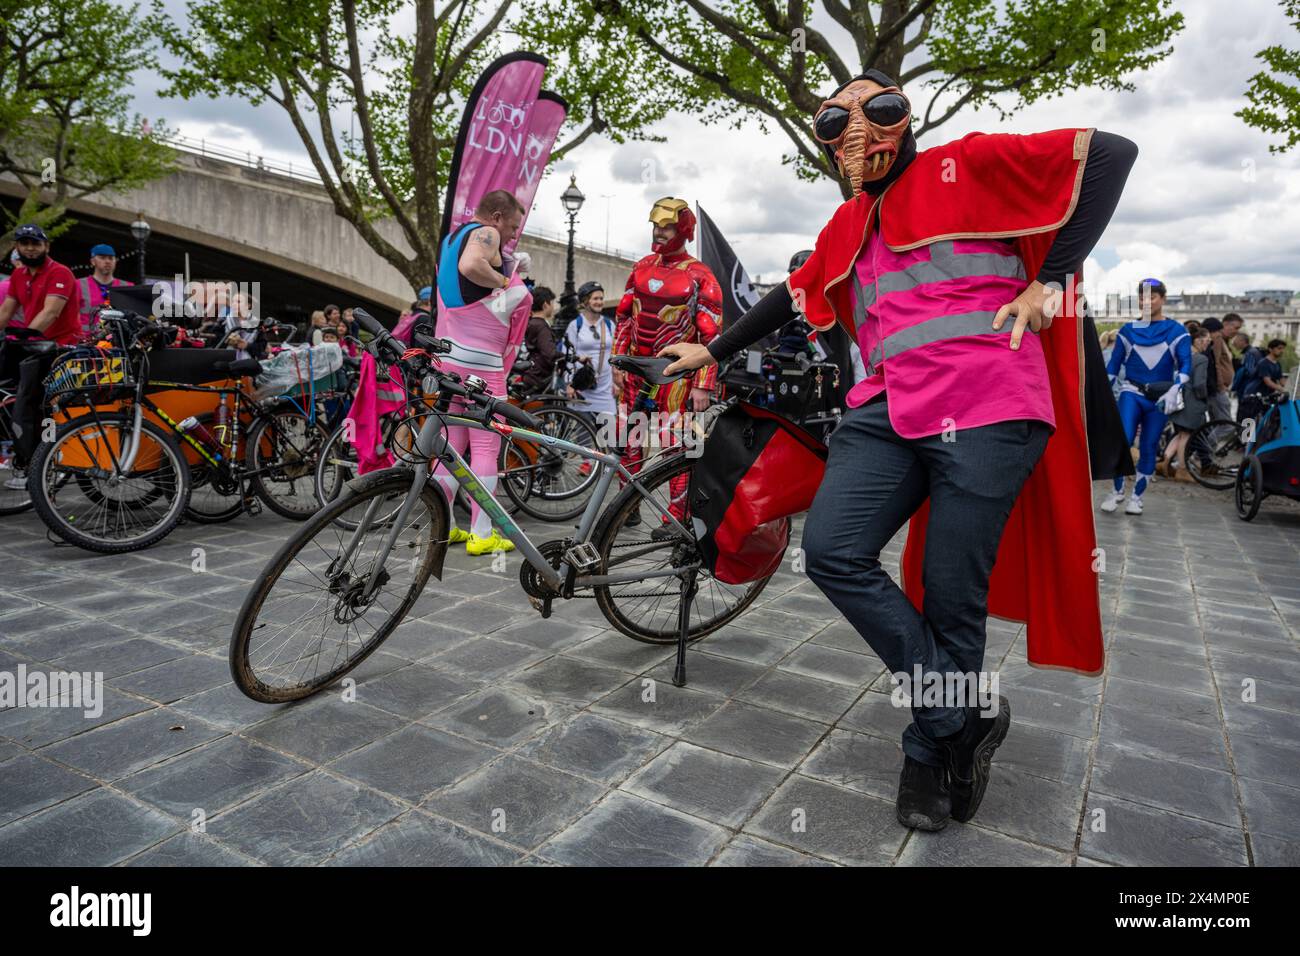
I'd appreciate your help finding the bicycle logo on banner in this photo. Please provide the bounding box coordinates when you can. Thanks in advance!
[478,98,527,130]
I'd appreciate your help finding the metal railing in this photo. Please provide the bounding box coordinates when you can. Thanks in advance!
[164,132,325,185]
[163,132,636,258]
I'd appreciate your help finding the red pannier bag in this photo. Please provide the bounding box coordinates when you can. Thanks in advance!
[688,402,828,585]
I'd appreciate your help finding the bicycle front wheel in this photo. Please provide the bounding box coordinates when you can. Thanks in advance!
[29,413,190,553]
[230,469,448,702]
[1185,418,1242,490]
[1235,454,1264,521]
[505,406,603,522]
[591,450,772,645]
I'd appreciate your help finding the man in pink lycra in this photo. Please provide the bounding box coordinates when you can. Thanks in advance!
[433,189,532,556]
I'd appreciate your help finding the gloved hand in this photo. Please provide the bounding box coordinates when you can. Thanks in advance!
[1158,384,1183,414]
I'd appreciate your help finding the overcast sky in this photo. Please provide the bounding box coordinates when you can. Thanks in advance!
[133,0,1299,297]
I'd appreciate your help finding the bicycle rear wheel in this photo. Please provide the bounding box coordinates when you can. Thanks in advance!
[230,469,447,702]
[504,406,603,522]
[185,412,245,523]
[315,420,356,509]
[591,449,772,645]
[29,413,190,553]
[1185,418,1242,490]
[247,407,330,519]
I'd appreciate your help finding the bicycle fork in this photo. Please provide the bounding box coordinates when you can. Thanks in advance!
[352,414,446,601]
[113,404,147,476]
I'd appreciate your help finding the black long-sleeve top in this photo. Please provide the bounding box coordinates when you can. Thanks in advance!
[707,130,1138,362]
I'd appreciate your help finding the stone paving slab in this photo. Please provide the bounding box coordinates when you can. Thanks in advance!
[1,477,1298,866]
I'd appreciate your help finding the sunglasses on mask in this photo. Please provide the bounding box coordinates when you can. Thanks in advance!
[814,91,911,143]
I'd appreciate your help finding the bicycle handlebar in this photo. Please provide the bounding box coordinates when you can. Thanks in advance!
[433,373,541,431]
[352,307,406,364]
[349,306,541,432]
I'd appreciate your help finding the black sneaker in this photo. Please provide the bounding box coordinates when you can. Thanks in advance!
[649,522,680,543]
[895,755,951,831]
[625,506,642,528]
[941,695,1011,823]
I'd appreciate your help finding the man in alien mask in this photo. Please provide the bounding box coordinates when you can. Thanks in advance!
[661,70,1136,833]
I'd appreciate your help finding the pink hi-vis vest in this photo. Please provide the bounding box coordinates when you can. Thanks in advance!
[847,230,1056,439]
[434,274,532,390]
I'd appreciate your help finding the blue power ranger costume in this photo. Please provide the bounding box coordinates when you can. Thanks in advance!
[1105,317,1192,505]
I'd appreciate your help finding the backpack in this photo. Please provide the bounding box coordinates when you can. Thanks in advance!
[688,402,827,585]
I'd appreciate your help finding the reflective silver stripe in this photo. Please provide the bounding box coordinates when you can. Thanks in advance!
[851,280,876,333]
[875,241,1026,297]
[444,339,504,371]
[376,387,405,402]
[868,310,1035,366]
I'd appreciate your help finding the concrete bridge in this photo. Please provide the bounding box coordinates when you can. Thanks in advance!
[0,142,637,324]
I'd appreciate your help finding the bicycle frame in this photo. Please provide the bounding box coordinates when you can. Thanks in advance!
[59,374,295,488]
[355,407,695,600]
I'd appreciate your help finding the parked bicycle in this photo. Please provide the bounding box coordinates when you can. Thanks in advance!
[317,333,602,524]
[29,311,330,553]
[230,309,771,702]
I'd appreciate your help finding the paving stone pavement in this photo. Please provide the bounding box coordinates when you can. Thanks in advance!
[1,476,1298,867]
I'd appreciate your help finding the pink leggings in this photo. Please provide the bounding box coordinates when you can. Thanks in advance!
[431,366,504,537]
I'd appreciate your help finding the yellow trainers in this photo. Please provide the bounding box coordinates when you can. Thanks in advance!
[448,527,471,544]
[466,530,515,555]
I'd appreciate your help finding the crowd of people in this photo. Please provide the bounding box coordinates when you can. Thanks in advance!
[1099,280,1291,513]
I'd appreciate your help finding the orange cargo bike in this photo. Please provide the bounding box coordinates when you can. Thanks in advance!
[29,311,330,553]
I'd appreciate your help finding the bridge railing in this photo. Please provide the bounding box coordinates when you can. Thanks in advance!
[163,132,639,261]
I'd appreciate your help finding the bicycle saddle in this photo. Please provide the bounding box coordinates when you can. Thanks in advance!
[216,358,264,377]
[16,340,57,355]
[610,355,690,386]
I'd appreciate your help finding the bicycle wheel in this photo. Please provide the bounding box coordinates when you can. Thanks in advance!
[29,413,190,553]
[1235,454,1264,521]
[591,449,772,645]
[246,408,330,519]
[0,393,32,515]
[230,469,448,702]
[314,420,357,509]
[506,406,603,522]
[185,412,245,523]
[1185,418,1243,490]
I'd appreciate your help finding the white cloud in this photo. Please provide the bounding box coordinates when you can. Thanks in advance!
[141,0,1300,294]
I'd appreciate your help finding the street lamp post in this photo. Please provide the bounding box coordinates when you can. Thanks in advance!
[558,174,585,330]
[130,214,151,285]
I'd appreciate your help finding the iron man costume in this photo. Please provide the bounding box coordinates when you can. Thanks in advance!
[614,199,722,514]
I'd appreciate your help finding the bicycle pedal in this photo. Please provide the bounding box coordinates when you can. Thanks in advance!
[564,541,601,570]
[243,496,262,516]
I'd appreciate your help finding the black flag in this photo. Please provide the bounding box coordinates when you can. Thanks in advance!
[696,204,762,331]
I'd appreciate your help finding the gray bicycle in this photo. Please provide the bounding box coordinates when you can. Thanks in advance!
[229,310,772,702]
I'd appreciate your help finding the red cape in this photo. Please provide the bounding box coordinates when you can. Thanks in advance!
[789,128,1103,676]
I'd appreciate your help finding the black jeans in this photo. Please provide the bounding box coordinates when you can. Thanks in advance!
[802,395,1050,767]
[0,343,55,468]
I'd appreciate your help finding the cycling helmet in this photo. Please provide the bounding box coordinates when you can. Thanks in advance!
[577,281,604,302]
[788,250,813,273]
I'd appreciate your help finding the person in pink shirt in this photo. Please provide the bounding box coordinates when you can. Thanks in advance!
[660,71,1137,834]
[78,243,129,335]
